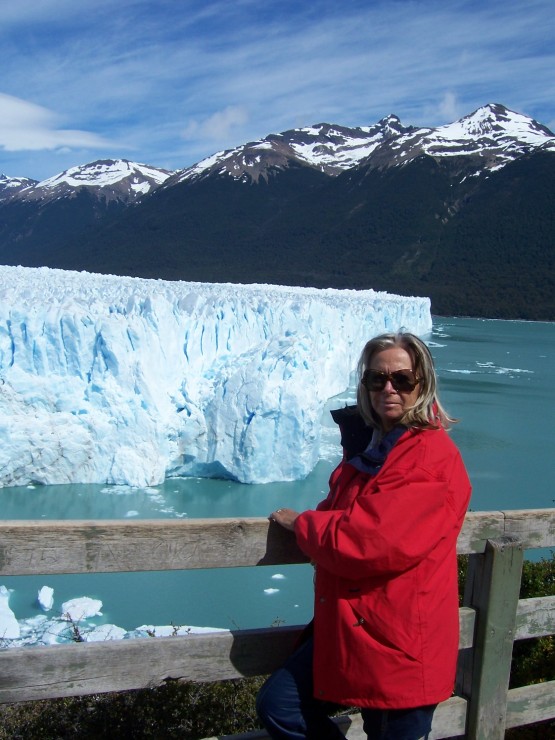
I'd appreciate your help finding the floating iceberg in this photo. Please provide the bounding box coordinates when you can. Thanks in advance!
[61,597,103,622]
[0,584,227,648]
[0,586,20,639]
[38,585,54,611]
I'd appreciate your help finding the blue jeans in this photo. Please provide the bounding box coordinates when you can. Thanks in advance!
[256,637,436,740]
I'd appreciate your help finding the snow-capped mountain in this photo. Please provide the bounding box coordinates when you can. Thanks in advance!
[167,103,554,185]
[172,114,415,184]
[1,104,553,197]
[0,103,553,320]
[7,159,175,205]
[360,103,555,174]
[0,173,38,198]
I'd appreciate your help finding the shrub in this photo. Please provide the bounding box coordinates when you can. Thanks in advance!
[0,677,266,739]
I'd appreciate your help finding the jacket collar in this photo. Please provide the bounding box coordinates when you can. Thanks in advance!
[330,404,406,475]
[348,424,407,475]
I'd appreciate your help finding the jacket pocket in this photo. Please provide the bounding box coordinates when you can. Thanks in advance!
[349,601,422,662]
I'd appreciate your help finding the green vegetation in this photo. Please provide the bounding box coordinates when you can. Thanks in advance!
[1,553,553,739]
[0,677,266,739]
[510,553,555,691]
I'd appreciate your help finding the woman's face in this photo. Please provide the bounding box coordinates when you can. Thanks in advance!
[367,347,421,431]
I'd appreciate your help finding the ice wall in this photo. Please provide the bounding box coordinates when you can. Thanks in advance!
[0,266,431,487]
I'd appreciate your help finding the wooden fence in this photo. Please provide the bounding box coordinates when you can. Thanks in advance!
[0,508,554,739]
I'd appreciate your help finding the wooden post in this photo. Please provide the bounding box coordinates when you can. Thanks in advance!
[460,536,524,740]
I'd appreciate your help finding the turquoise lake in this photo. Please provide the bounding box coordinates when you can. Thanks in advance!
[1,317,554,634]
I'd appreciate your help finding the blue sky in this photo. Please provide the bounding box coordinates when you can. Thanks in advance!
[1,0,554,181]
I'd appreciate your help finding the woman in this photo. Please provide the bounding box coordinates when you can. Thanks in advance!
[256,332,471,740]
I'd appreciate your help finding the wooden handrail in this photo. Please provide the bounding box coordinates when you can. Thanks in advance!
[1,509,554,576]
[0,509,554,739]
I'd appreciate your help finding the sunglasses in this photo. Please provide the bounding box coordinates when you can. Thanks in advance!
[361,369,420,393]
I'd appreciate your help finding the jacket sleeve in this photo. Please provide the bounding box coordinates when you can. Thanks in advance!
[294,443,469,580]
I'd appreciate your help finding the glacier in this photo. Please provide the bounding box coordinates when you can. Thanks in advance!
[0,266,431,488]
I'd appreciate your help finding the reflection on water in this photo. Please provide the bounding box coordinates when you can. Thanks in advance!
[1,317,554,633]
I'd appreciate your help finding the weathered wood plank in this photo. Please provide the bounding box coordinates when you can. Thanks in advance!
[457,509,555,552]
[202,714,363,740]
[503,509,555,550]
[1,512,554,736]
[457,511,505,554]
[0,610,476,706]
[0,626,305,704]
[0,510,553,577]
[459,606,476,649]
[463,536,524,740]
[430,696,469,739]
[506,681,555,729]
[0,518,309,576]
[515,595,555,640]
[202,696,469,739]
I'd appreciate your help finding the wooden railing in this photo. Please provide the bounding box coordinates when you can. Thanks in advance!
[1,509,554,739]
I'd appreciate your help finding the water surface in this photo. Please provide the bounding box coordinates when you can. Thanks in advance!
[1,318,553,633]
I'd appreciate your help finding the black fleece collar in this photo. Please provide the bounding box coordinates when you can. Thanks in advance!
[330,404,406,475]
[348,425,407,475]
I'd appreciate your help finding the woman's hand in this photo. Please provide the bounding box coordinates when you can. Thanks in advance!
[269,507,299,531]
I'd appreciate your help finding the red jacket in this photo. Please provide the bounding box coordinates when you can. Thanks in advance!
[294,424,471,709]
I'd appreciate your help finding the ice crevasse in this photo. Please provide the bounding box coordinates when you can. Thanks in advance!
[0,266,431,487]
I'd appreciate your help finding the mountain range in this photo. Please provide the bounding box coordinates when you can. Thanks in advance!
[1,103,554,319]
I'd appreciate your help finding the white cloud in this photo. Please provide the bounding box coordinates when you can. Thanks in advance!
[0,93,115,152]
[0,0,554,178]
[182,105,249,143]
[438,92,462,123]
[204,106,249,139]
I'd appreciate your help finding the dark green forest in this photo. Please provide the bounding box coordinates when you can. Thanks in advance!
[1,151,553,319]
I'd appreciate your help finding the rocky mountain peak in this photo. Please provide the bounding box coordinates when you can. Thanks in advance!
[2,103,553,205]
[356,103,555,175]
[0,173,38,200]
[9,159,175,205]
[174,115,419,185]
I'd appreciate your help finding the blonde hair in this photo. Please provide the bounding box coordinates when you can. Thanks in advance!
[356,331,456,431]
